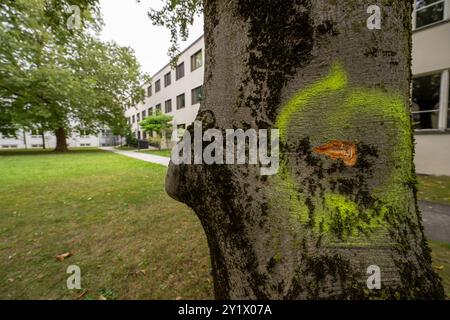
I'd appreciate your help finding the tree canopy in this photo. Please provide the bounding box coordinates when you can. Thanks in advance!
[0,0,149,150]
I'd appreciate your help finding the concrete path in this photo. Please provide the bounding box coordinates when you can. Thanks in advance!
[100,147,170,167]
[420,201,450,243]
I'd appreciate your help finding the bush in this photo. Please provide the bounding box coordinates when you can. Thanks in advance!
[148,136,162,149]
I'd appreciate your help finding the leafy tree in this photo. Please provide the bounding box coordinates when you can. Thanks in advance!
[0,0,148,151]
[154,0,445,299]
[140,111,173,149]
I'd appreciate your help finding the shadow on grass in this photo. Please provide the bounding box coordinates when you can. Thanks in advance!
[0,147,106,157]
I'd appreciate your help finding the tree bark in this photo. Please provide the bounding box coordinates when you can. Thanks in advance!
[54,127,68,152]
[166,0,444,299]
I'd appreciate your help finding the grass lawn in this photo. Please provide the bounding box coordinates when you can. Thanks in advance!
[139,149,171,158]
[0,148,212,299]
[0,149,449,299]
[417,175,450,206]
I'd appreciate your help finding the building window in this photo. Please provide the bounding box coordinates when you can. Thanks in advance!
[2,145,17,148]
[165,99,172,113]
[80,143,91,147]
[414,0,448,29]
[137,131,141,140]
[31,144,43,148]
[412,70,450,130]
[176,62,185,80]
[30,129,42,138]
[142,110,146,119]
[155,79,161,93]
[191,85,204,105]
[191,50,202,71]
[147,85,152,97]
[79,130,90,138]
[148,107,153,116]
[176,93,186,110]
[132,115,135,123]
[164,72,171,87]
[156,103,161,113]
[137,113,141,122]
[143,131,147,139]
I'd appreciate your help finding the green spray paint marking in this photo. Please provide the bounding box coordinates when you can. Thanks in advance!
[276,63,348,143]
[272,62,413,242]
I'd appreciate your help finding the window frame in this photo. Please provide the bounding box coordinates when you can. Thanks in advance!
[190,50,203,72]
[147,85,152,97]
[164,72,171,87]
[165,99,172,113]
[155,79,161,93]
[176,93,186,110]
[176,62,185,80]
[191,85,204,105]
[413,0,449,30]
[412,69,450,132]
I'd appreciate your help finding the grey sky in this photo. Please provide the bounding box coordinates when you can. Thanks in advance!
[99,0,204,76]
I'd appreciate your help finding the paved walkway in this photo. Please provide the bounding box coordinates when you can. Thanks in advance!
[101,146,450,243]
[100,147,170,167]
[420,201,450,243]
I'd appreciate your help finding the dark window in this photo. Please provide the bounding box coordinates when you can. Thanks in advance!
[412,73,441,130]
[137,131,141,139]
[191,85,204,105]
[143,131,147,139]
[164,72,171,87]
[415,0,446,29]
[79,130,89,137]
[142,110,146,118]
[155,79,161,92]
[147,85,152,97]
[191,50,202,71]
[156,104,161,113]
[176,62,185,80]
[148,108,153,116]
[132,115,135,123]
[448,77,450,128]
[137,113,141,122]
[176,93,185,110]
[165,99,172,113]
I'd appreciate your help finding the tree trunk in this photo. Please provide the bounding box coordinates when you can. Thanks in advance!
[41,132,46,149]
[166,0,444,299]
[54,127,68,152]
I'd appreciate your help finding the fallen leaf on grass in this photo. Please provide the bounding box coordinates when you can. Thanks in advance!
[56,252,72,262]
[435,265,444,271]
[76,290,88,300]
[98,295,107,300]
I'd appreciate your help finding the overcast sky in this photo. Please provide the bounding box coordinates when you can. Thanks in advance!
[99,0,204,75]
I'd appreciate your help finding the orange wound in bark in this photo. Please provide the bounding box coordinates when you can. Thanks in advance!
[313,140,357,167]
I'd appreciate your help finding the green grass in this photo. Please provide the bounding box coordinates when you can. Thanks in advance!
[429,242,450,298]
[417,175,450,206]
[0,149,212,299]
[139,149,171,157]
[0,149,449,299]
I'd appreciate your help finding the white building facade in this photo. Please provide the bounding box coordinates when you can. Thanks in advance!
[125,36,204,142]
[0,129,118,149]
[412,0,450,176]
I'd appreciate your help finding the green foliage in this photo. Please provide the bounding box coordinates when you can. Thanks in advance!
[144,0,203,64]
[0,0,149,140]
[139,111,173,139]
[148,136,162,149]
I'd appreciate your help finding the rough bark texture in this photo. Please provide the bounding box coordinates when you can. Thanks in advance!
[166,0,444,299]
[54,127,68,152]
